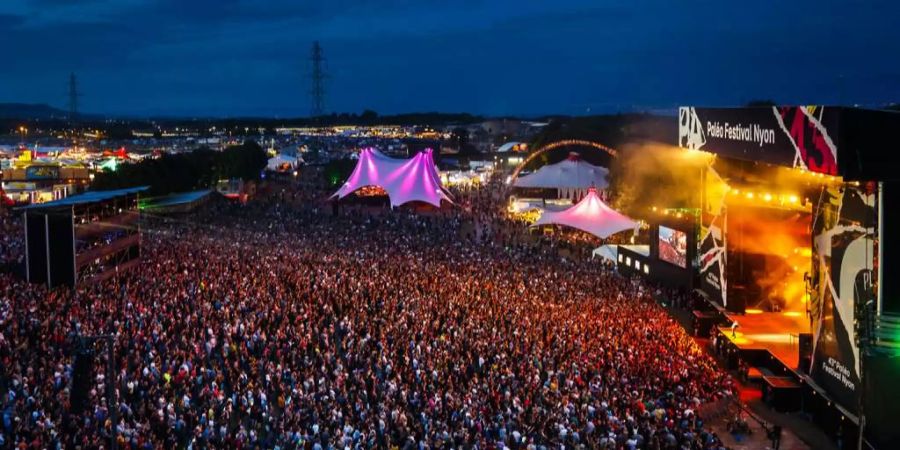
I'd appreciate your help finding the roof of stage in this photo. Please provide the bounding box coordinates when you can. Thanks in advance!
[20,186,149,211]
[678,105,900,180]
[141,189,213,209]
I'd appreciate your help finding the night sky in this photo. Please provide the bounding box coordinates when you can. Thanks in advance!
[2,0,898,117]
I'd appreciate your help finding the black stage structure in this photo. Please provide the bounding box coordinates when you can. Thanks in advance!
[22,186,146,288]
[622,106,899,449]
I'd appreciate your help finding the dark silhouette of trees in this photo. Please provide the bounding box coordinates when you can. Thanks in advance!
[323,158,357,187]
[218,141,269,181]
[360,109,379,125]
[104,124,134,140]
[92,141,267,195]
[451,127,469,149]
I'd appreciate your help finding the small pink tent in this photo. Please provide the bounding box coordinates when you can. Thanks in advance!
[532,187,637,238]
[332,148,451,207]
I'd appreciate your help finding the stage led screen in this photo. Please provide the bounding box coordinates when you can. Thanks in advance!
[659,226,688,268]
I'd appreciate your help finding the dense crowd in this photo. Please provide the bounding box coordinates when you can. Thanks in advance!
[1,179,733,449]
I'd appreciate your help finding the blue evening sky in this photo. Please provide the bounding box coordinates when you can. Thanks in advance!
[1,0,897,117]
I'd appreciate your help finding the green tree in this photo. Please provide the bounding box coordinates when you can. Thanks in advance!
[218,140,268,181]
[324,158,357,187]
[92,141,267,196]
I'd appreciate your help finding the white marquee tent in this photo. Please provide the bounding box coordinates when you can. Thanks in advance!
[514,153,609,200]
[267,154,303,172]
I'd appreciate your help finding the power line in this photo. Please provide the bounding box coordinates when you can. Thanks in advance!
[309,41,327,119]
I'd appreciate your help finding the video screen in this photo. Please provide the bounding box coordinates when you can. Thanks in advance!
[659,226,688,268]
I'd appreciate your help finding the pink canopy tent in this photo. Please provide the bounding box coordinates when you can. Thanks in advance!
[532,187,638,239]
[332,148,452,207]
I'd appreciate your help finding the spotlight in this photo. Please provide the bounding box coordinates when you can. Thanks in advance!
[788,195,798,204]
[763,193,772,202]
[746,192,754,199]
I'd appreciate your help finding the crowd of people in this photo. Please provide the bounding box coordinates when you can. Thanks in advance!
[1,176,734,449]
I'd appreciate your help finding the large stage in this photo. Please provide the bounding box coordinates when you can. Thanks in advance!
[718,310,810,370]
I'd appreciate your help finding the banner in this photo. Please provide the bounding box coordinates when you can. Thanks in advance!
[1,182,36,191]
[809,184,877,414]
[698,166,729,306]
[698,212,726,305]
[25,165,60,180]
[679,106,839,175]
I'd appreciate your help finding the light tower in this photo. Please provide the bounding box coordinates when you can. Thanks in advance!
[309,41,327,119]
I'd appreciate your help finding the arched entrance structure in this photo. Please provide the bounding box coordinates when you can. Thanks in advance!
[509,139,618,183]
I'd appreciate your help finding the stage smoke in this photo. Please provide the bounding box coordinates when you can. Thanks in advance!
[610,143,713,215]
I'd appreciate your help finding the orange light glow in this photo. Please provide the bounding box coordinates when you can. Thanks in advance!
[746,308,764,314]
[727,207,811,313]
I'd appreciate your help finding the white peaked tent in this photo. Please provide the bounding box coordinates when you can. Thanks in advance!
[267,154,303,171]
[532,187,638,239]
[514,152,609,190]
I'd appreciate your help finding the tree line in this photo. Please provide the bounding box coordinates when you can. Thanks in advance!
[92,141,268,196]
